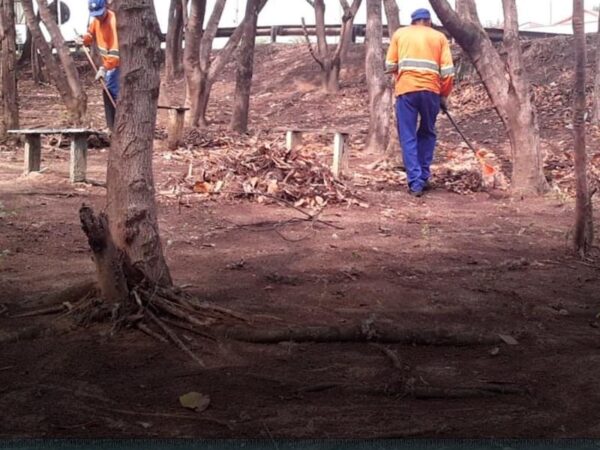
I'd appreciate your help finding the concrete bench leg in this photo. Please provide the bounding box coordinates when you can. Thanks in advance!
[70,135,88,183]
[332,132,348,178]
[286,131,303,151]
[24,135,41,174]
[167,109,186,150]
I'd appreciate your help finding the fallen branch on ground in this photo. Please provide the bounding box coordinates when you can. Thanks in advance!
[293,382,528,399]
[225,323,508,346]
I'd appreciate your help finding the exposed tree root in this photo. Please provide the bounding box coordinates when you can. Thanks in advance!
[293,382,529,399]
[371,343,403,369]
[137,322,168,343]
[225,323,507,346]
[146,309,206,367]
[0,324,63,344]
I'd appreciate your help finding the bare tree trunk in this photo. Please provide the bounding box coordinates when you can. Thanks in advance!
[383,0,400,38]
[0,0,19,140]
[303,0,362,93]
[230,0,263,133]
[37,0,86,121]
[183,0,206,125]
[593,10,600,123]
[430,0,548,196]
[30,38,44,83]
[365,0,391,153]
[165,0,186,83]
[572,0,594,255]
[104,0,172,288]
[21,0,85,123]
[187,0,267,127]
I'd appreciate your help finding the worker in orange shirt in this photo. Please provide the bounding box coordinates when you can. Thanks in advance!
[76,0,120,131]
[386,8,454,197]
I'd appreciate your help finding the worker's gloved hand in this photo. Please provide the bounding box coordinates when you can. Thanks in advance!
[95,66,107,81]
[74,36,84,46]
[440,97,449,113]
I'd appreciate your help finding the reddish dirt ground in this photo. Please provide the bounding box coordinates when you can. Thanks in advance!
[1,42,600,438]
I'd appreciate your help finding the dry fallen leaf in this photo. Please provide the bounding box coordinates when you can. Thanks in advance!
[179,392,211,412]
[193,181,213,193]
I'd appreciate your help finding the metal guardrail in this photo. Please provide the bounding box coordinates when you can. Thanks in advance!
[60,23,569,48]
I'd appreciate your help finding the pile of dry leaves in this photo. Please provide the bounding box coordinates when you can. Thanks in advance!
[160,135,361,209]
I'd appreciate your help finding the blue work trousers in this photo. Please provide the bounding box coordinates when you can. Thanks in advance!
[103,67,119,130]
[395,91,441,192]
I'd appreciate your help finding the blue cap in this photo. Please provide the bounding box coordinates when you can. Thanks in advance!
[411,8,431,23]
[89,0,106,18]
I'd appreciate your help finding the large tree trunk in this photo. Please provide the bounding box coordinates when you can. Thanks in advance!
[572,0,594,255]
[104,0,172,288]
[0,0,19,140]
[165,0,186,83]
[383,0,400,38]
[429,0,548,196]
[37,0,86,122]
[593,10,600,123]
[230,0,262,133]
[21,0,85,123]
[365,0,391,153]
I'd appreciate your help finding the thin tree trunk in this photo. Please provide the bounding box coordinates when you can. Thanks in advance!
[0,0,19,140]
[230,0,263,133]
[165,0,185,83]
[106,0,172,287]
[430,0,548,196]
[183,0,206,126]
[572,0,594,255]
[383,0,400,38]
[304,0,361,93]
[365,0,391,153]
[37,0,86,122]
[188,0,267,127]
[21,0,84,123]
[593,10,600,123]
[30,38,44,83]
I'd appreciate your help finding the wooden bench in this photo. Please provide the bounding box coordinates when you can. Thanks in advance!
[278,127,351,178]
[8,128,99,183]
[158,105,189,150]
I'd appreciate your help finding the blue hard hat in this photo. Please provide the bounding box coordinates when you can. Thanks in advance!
[88,0,106,17]
[411,8,431,23]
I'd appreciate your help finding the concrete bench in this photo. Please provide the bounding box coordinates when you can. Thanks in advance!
[158,105,189,150]
[8,128,98,183]
[278,127,351,178]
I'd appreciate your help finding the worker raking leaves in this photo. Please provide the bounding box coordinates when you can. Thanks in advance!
[76,0,120,131]
[385,8,455,197]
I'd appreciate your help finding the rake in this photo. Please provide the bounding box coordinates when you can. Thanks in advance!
[442,108,496,176]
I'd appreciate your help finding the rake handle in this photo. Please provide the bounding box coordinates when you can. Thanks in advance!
[442,108,478,155]
[80,43,117,109]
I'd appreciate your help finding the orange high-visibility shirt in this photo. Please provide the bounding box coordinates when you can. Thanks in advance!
[83,10,119,71]
[386,24,454,98]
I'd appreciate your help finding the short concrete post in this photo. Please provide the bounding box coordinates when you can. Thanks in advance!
[24,135,41,174]
[332,132,348,178]
[167,109,186,150]
[285,131,303,151]
[270,26,278,43]
[70,134,88,183]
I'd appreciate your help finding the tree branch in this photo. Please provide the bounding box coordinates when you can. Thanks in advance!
[301,17,324,69]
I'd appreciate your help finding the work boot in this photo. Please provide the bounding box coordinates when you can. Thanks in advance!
[409,189,423,198]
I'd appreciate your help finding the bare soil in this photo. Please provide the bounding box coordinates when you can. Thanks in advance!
[0,42,599,438]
